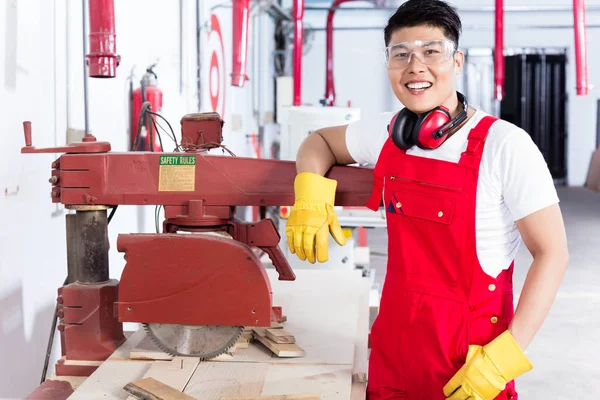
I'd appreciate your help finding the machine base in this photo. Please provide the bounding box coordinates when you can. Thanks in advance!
[56,279,125,375]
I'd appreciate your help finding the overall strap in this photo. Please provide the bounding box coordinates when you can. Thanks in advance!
[458,115,498,169]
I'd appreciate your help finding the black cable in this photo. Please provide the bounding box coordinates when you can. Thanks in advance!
[149,110,155,152]
[132,102,152,151]
[151,117,166,151]
[40,276,68,384]
[146,111,176,145]
[155,120,178,149]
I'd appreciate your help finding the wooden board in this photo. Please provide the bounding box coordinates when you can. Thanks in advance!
[252,328,305,357]
[124,377,195,400]
[70,269,371,400]
[125,357,200,400]
[265,329,295,344]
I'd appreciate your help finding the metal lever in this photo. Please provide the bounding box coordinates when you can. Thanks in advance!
[20,121,112,154]
[23,121,32,146]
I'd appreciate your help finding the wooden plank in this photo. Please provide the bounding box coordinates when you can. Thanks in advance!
[183,362,269,399]
[123,377,195,400]
[265,329,295,344]
[224,341,274,363]
[125,357,200,400]
[252,328,305,357]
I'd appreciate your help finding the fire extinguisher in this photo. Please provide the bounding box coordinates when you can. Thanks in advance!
[131,63,163,151]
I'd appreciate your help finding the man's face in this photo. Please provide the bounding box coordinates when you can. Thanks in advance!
[386,25,464,114]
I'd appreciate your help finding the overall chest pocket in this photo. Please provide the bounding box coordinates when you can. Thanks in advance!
[384,176,462,225]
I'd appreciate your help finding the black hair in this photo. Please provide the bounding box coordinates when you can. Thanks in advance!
[384,0,462,48]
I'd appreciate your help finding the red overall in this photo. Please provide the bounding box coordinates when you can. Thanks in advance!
[364,116,518,400]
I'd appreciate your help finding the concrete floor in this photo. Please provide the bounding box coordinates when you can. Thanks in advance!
[365,186,600,398]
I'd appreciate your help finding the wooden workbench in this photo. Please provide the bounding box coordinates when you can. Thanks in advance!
[67,269,371,399]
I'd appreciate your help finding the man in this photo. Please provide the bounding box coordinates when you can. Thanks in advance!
[285,0,569,399]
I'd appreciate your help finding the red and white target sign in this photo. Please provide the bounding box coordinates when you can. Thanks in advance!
[207,13,226,118]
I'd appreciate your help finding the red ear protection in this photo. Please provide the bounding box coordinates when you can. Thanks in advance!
[389,91,469,150]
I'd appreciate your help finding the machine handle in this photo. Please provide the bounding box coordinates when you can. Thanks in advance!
[233,219,296,281]
[23,121,32,147]
[20,121,112,154]
[260,245,296,281]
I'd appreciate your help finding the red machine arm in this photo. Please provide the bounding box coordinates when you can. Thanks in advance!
[50,153,374,207]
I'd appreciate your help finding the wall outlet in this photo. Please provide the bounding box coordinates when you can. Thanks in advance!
[67,128,86,144]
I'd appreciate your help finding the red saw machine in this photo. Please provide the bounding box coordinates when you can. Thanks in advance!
[21,112,374,374]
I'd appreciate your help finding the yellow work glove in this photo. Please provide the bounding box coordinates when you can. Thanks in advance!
[443,331,533,400]
[285,172,346,264]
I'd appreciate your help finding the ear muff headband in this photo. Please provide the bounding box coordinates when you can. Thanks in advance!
[432,91,469,140]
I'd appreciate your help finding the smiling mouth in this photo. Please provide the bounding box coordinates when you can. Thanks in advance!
[405,82,433,92]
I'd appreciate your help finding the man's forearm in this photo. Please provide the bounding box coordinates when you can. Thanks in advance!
[296,131,337,175]
[508,252,568,351]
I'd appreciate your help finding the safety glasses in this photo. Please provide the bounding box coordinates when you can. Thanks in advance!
[383,39,456,69]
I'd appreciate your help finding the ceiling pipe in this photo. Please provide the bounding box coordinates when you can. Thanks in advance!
[293,0,305,106]
[325,0,356,106]
[325,0,375,106]
[304,4,600,12]
[231,0,250,87]
[86,0,120,78]
[494,0,504,100]
[573,0,589,95]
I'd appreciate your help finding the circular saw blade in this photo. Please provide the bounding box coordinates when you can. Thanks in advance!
[143,323,244,360]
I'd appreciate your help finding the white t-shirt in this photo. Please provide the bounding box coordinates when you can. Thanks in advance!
[345,108,560,278]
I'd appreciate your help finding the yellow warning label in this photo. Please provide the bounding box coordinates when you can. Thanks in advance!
[158,156,196,192]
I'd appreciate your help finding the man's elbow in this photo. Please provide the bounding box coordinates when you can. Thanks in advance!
[536,245,569,271]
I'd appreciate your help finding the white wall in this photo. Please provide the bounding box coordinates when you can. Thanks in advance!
[1,1,69,397]
[0,0,271,398]
[298,0,600,185]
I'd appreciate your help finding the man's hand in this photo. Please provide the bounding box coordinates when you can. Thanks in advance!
[285,172,346,263]
[443,331,533,400]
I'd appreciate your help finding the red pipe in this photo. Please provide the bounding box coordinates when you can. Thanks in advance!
[574,0,589,95]
[293,0,304,106]
[325,0,357,106]
[86,0,120,78]
[494,0,504,100]
[231,0,250,87]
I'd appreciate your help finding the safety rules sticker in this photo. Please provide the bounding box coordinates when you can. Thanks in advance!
[158,156,196,192]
